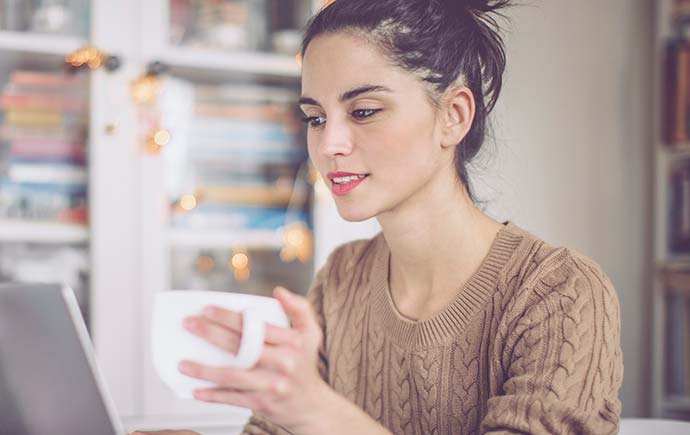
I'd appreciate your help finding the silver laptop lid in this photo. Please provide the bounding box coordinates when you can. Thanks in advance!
[0,283,123,435]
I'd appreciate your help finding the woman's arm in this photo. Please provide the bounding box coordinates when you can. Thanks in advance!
[481,252,623,435]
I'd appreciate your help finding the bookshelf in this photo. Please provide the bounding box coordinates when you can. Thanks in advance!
[653,0,690,420]
[0,0,91,339]
[0,1,346,434]
[0,1,380,433]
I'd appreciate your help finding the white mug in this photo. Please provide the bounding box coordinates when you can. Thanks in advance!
[152,290,289,399]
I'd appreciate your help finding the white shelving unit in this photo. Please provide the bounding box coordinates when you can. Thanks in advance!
[0,219,88,244]
[168,228,284,250]
[0,30,85,57]
[159,47,301,79]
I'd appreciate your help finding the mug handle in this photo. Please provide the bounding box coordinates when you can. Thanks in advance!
[231,306,265,368]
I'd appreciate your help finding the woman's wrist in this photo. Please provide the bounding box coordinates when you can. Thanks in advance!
[291,382,391,435]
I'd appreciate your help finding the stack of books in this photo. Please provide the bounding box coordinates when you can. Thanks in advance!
[169,81,309,234]
[0,70,89,224]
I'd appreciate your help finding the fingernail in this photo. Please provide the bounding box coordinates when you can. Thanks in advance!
[193,389,207,400]
[178,361,191,373]
[202,306,216,317]
[183,317,197,331]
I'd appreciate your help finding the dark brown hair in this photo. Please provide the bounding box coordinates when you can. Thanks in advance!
[301,0,513,203]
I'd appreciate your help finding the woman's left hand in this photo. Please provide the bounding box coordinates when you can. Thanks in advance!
[178,286,329,431]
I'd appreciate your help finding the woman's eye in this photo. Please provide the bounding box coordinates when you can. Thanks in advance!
[300,116,326,128]
[351,108,381,120]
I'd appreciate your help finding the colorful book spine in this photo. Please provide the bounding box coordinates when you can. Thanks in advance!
[0,180,87,223]
[1,94,88,112]
[172,204,306,232]
[670,159,690,253]
[9,70,87,88]
[663,40,690,146]
[8,163,88,185]
[195,184,301,207]
[10,139,86,163]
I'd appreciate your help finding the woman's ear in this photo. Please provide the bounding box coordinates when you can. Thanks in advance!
[440,86,475,149]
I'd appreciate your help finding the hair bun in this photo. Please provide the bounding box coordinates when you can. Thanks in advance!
[445,0,512,16]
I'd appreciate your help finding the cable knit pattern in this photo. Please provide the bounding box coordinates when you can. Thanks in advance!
[242,222,623,435]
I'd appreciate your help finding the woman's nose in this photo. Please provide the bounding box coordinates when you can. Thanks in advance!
[318,119,354,158]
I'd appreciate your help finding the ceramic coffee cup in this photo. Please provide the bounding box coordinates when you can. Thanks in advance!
[152,290,289,399]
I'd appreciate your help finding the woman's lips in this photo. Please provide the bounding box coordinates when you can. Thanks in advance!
[332,177,367,196]
[327,172,369,196]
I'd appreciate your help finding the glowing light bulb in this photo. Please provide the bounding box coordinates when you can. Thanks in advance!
[154,129,171,146]
[231,252,249,269]
[179,194,197,211]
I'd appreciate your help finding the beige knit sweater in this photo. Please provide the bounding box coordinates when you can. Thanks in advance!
[242,221,623,435]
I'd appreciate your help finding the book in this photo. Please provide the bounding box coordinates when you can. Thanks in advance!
[171,204,306,232]
[663,40,690,146]
[194,102,296,123]
[2,82,89,100]
[195,184,304,207]
[4,108,86,129]
[0,125,87,143]
[9,70,87,88]
[0,180,87,223]
[10,139,86,163]
[190,118,294,141]
[1,94,88,112]
[8,163,88,185]
[669,158,690,253]
[195,84,298,105]
[190,144,305,163]
[667,294,687,395]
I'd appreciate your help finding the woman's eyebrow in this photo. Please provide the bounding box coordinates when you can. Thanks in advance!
[339,84,392,102]
[298,84,393,107]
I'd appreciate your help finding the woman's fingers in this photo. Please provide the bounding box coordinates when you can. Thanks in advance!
[274,287,319,333]
[257,345,299,375]
[178,361,281,392]
[192,388,262,408]
[199,306,242,331]
[187,305,303,348]
[183,316,241,354]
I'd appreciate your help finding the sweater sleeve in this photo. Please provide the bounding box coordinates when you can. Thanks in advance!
[481,250,624,435]
[239,248,335,435]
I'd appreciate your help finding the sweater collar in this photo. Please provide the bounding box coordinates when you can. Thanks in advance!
[370,221,524,348]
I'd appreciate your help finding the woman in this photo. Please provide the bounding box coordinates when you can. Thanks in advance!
[134,0,623,434]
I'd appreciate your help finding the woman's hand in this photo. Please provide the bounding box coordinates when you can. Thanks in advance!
[178,287,330,432]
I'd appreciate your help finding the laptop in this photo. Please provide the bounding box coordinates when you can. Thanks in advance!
[0,283,125,435]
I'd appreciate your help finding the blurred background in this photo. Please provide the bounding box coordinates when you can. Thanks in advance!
[0,0,684,433]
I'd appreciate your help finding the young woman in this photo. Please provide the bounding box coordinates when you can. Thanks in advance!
[133,1,623,434]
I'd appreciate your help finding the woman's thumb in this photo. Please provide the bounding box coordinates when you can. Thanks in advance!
[274,286,316,332]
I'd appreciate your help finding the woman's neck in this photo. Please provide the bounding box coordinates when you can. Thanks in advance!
[377,177,503,321]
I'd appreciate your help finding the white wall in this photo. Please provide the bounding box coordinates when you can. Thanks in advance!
[477,0,654,417]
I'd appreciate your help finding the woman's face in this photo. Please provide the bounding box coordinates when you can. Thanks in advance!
[300,32,453,222]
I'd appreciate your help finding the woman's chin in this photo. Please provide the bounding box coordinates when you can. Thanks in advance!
[335,204,376,222]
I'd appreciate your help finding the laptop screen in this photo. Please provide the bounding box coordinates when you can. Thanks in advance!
[0,284,120,435]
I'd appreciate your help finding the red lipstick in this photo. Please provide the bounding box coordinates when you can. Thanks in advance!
[326,171,369,196]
